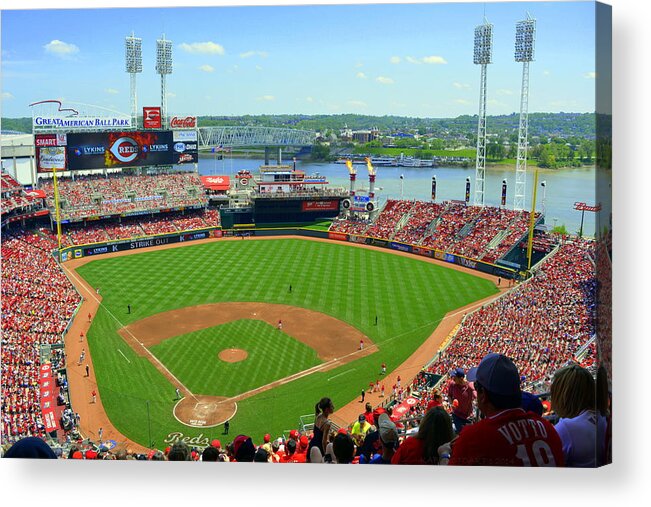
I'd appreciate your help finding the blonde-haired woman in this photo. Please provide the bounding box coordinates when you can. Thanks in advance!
[550,364,607,467]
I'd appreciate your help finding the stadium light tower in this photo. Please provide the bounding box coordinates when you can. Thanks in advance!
[513,14,536,211]
[156,34,173,128]
[473,19,493,207]
[125,32,142,129]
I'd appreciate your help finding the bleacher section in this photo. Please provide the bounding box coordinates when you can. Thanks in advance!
[39,171,207,220]
[331,200,544,264]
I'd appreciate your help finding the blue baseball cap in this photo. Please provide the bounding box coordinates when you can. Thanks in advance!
[467,353,521,397]
[521,391,544,416]
[451,367,465,378]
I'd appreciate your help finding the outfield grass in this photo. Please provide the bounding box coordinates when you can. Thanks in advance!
[76,239,497,447]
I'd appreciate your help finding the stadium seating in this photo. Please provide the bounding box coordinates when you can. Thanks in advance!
[38,172,207,220]
[1,230,81,443]
[426,240,597,393]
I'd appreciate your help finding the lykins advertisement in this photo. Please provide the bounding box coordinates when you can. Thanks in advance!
[67,130,195,169]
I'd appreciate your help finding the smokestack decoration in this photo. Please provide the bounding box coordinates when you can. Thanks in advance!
[345,159,357,196]
[365,157,376,199]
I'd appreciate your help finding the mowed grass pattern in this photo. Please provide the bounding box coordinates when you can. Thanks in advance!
[76,239,498,446]
[150,320,321,396]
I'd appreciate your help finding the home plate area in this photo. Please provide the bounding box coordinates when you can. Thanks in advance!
[174,395,236,428]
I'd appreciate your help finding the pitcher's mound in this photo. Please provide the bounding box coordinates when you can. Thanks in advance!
[218,348,248,362]
[174,395,236,428]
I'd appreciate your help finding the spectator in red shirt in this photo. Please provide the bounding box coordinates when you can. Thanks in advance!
[447,368,476,434]
[448,353,564,467]
[280,438,305,463]
[391,406,455,465]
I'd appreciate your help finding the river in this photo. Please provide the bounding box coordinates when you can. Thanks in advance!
[198,155,608,237]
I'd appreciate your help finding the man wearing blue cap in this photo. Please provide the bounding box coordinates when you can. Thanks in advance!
[447,367,475,434]
[447,353,564,467]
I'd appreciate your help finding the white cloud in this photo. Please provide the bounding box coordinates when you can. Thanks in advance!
[496,88,513,96]
[104,88,119,95]
[255,65,263,71]
[422,55,447,64]
[356,72,367,79]
[306,96,315,103]
[2,92,14,100]
[43,40,79,58]
[543,70,551,76]
[166,92,176,98]
[455,99,471,105]
[355,62,364,68]
[390,56,401,64]
[406,56,421,65]
[584,71,596,79]
[239,50,268,58]
[376,76,394,85]
[487,99,506,107]
[178,42,225,55]
[256,95,275,101]
[453,82,470,89]
[199,64,215,73]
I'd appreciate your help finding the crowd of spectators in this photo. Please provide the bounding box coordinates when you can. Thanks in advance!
[427,240,596,393]
[328,215,372,235]
[365,200,413,239]
[1,229,80,443]
[329,199,538,263]
[392,201,445,244]
[38,172,207,220]
[35,209,222,247]
[2,172,41,217]
[3,355,609,466]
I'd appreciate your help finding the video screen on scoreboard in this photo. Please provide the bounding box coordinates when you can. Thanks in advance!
[66,130,198,170]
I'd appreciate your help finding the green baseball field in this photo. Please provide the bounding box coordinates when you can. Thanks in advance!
[75,238,497,448]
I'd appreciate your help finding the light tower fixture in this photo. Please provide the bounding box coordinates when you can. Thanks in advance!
[513,14,536,211]
[156,34,173,128]
[473,19,493,207]
[125,32,142,129]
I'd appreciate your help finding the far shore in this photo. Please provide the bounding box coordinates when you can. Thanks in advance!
[198,152,595,172]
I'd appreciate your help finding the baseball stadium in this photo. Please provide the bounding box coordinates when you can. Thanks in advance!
[1,24,611,466]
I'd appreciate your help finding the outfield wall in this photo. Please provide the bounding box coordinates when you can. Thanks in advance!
[58,228,222,262]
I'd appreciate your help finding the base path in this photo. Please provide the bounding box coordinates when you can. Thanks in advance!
[62,234,508,450]
[120,302,372,362]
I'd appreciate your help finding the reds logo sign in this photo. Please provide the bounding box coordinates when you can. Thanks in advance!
[110,137,139,163]
[170,116,197,129]
[143,107,162,129]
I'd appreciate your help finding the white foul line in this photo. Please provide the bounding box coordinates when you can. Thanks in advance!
[117,349,131,363]
[327,369,355,381]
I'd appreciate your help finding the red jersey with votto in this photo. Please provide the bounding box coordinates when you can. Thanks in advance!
[449,408,565,467]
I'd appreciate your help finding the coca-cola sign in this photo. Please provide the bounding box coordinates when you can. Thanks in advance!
[170,116,197,129]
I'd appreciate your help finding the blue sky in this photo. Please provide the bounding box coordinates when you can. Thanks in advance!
[1,1,597,118]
